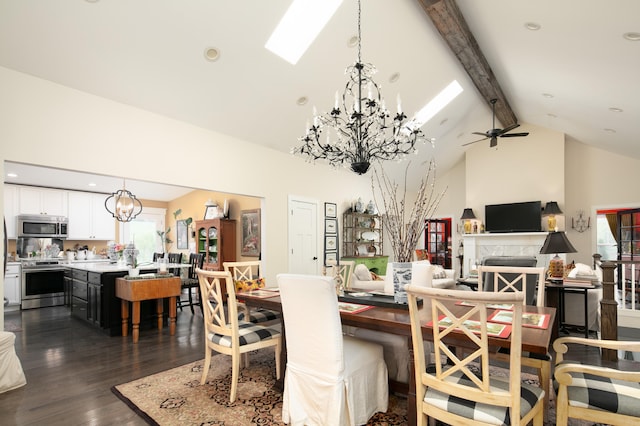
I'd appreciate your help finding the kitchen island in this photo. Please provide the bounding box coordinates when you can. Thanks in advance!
[66,262,161,336]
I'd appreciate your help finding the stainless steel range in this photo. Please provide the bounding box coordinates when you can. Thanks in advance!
[20,259,66,309]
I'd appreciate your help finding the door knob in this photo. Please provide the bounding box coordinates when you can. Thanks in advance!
[312,256,318,260]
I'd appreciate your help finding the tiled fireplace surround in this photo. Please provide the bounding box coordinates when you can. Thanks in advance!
[462,232,556,277]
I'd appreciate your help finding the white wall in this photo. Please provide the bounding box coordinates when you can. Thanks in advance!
[464,123,565,226]
[565,137,640,265]
[0,66,376,327]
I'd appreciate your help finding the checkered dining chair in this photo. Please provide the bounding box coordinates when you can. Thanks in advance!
[553,336,640,425]
[477,265,551,414]
[406,285,545,426]
[196,268,281,403]
[223,261,281,324]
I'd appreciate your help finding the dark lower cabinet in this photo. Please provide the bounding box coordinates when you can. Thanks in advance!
[69,266,164,336]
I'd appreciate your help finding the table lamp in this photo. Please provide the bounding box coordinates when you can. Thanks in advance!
[539,231,577,282]
[542,201,563,231]
[461,208,476,234]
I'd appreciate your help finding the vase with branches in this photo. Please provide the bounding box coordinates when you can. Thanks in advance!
[372,159,446,302]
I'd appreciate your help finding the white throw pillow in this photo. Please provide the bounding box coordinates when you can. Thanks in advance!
[354,264,373,281]
[568,262,595,278]
[432,265,447,279]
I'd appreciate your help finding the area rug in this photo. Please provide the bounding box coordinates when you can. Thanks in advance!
[112,351,597,426]
[112,350,407,425]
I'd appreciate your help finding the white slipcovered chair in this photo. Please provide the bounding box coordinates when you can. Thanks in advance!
[0,331,26,394]
[349,261,438,384]
[276,273,388,425]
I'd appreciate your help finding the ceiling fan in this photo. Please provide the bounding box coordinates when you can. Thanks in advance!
[463,98,529,148]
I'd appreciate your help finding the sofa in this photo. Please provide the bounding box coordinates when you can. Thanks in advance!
[350,261,456,293]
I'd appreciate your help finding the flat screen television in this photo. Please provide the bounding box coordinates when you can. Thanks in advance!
[485,201,542,233]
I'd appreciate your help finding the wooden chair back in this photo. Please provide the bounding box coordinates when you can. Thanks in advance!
[185,253,204,281]
[324,260,355,290]
[223,260,262,282]
[478,265,546,306]
[197,268,236,336]
[406,285,544,426]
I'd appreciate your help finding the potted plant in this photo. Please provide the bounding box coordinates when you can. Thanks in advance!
[372,159,446,302]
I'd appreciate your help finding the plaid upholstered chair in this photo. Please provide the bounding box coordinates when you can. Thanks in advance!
[553,336,640,425]
[477,265,552,414]
[196,268,281,403]
[406,285,545,426]
[223,261,281,324]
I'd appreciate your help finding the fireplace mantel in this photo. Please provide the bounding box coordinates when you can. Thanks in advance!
[462,232,554,277]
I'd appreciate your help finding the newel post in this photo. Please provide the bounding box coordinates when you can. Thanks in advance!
[600,261,618,361]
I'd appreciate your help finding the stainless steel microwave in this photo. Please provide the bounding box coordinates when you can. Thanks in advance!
[16,214,68,238]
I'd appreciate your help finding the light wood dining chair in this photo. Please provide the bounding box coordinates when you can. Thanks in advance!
[406,285,545,426]
[324,259,356,290]
[553,336,640,425]
[477,265,551,414]
[223,261,281,324]
[196,268,281,403]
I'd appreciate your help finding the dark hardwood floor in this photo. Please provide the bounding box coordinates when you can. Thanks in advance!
[2,304,602,425]
[2,305,206,426]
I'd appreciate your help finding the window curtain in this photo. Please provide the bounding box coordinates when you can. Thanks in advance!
[606,213,619,243]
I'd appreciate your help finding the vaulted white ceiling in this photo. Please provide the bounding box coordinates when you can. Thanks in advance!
[1,0,639,199]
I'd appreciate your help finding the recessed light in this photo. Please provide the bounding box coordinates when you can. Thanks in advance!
[604,128,617,133]
[439,118,448,126]
[609,107,623,113]
[296,96,308,106]
[7,172,17,178]
[524,22,541,31]
[203,47,220,62]
[389,72,400,83]
[547,113,557,118]
[347,35,359,48]
[623,32,640,41]
[88,183,97,187]
[542,93,554,98]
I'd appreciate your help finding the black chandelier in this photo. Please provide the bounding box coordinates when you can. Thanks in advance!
[292,0,431,175]
[104,179,143,222]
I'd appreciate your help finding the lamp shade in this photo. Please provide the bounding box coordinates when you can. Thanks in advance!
[543,201,563,216]
[539,231,577,254]
[461,208,476,220]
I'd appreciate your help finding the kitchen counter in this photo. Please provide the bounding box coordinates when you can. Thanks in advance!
[66,263,163,335]
[65,261,139,273]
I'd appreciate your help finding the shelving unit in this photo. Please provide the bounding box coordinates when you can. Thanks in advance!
[195,219,237,271]
[342,211,387,275]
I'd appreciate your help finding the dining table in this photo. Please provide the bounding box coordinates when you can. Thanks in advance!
[241,290,556,426]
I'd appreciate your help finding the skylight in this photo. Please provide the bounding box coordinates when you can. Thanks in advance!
[265,0,343,65]
[412,80,463,128]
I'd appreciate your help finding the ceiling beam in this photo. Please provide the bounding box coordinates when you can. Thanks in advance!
[416,0,518,128]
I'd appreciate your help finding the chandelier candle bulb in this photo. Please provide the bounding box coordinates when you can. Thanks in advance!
[397,94,402,113]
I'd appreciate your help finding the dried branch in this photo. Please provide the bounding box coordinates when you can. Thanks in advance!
[372,160,447,262]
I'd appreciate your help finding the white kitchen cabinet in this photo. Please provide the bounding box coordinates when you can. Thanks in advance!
[18,186,68,216]
[67,191,115,240]
[4,263,21,306]
[3,184,18,239]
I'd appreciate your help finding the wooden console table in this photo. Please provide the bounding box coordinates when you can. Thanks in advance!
[115,276,181,343]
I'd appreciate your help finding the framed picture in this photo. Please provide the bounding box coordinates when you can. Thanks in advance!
[324,202,337,218]
[325,218,337,234]
[241,209,261,257]
[176,220,188,249]
[325,251,337,264]
[325,235,337,251]
[204,205,219,220]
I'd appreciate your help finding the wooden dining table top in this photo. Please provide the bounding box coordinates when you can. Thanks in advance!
[241,291,556,355]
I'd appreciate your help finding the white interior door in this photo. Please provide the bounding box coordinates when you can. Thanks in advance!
[288,198,318,275]
[120,207,166,264]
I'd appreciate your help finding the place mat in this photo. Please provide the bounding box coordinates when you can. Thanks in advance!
[339,292,422,310]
